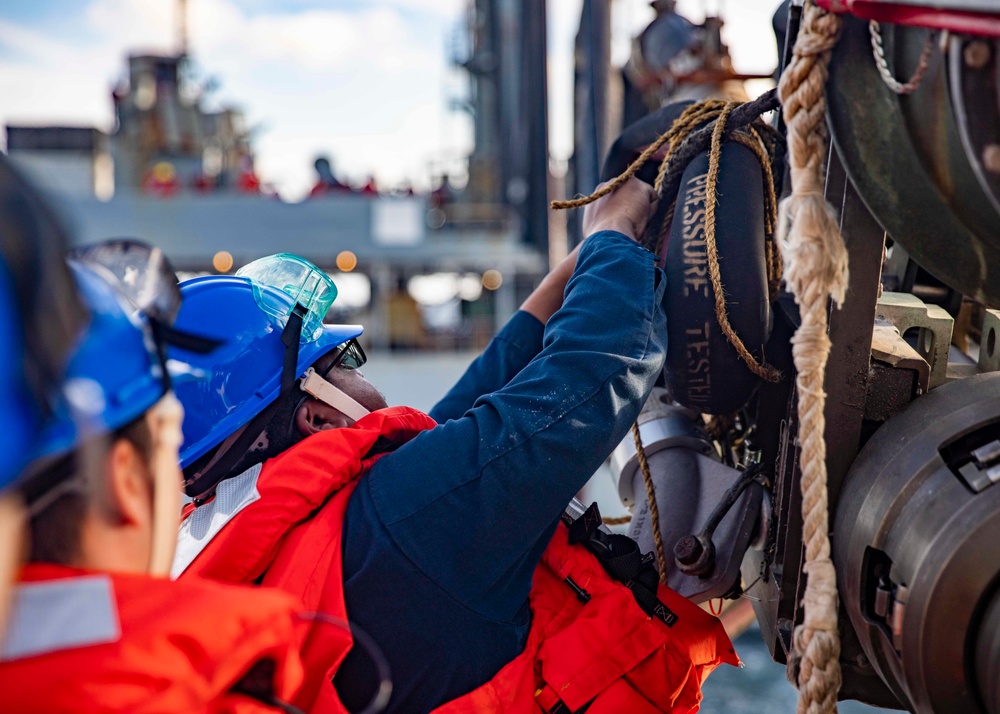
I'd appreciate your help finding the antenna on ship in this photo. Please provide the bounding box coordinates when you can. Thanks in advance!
[176,0,189,57]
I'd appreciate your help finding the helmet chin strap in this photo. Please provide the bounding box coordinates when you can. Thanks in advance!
[182,306,361,501]
[145,393,185,577]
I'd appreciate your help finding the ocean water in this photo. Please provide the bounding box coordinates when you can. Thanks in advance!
[701,624,894,713]
[365,351,898,713]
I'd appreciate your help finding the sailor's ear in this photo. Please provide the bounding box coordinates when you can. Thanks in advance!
[295,397,352,436]
[105,437,153,528]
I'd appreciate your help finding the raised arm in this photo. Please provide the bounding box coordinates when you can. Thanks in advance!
[428,311,545,424]
[430,174,652,422]
[362,178,666,620]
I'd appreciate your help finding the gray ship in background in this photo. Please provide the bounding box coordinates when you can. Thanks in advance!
[4,0,553,350]
[3,0,757,351]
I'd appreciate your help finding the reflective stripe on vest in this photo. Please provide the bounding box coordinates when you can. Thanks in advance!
[172,462,263,578]
[1,576,120,661]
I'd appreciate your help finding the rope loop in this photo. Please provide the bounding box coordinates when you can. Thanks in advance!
[869,20,935,95]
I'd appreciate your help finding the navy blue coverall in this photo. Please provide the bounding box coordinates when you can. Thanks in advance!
[336,231,668,712]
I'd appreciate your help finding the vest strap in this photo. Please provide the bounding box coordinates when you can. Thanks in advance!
[562,502,678,627]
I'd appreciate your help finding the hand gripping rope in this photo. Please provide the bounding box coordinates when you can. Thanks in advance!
[551,91,782,585]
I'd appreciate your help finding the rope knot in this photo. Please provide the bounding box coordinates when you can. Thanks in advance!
[777,195,849,307]
[776,3,845,712]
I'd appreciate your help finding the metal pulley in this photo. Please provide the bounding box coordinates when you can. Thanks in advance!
[609,388,766,603]
[835,373,1000,713]
[826,16,1000,304]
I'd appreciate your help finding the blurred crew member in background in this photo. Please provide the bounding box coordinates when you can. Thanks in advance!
[170,177,737,713]
[237,156,262,194]
[0,260,305,713]
[142,161,180,197]
[0,157,87,639]
[309,156,351,197]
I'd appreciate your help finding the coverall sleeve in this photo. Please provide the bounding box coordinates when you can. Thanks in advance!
[362,230,667,621]
[429,310,545,423]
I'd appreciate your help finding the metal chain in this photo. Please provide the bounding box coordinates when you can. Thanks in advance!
[869,20,935,95]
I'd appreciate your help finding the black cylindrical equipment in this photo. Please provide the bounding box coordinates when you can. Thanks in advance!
[660,142,771,414]
[834,373,1000,714]
[827,18,1000,305]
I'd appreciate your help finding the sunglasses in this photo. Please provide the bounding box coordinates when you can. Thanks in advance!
[300,339,371,423]
[321,339,367,377]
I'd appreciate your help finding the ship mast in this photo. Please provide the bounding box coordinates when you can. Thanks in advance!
[176,0,188,57]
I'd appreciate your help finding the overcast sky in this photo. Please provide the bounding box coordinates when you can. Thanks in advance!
[0,0,782,201]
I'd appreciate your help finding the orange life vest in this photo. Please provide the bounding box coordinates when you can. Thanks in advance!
[177,406,738,713]
[0,563,305,713]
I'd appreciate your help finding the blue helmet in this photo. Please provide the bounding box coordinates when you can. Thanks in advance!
[0,262,38,487]
[27,264,168,467]
[170,261,362,470]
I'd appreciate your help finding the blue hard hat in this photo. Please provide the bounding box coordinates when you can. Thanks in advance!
[170,273,362,468]
[28,263,168,464]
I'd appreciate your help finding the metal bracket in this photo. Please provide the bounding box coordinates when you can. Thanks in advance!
[872,577,909,653]
[875,292,954,389]
[957,440,1000,492]
[979,309,1000,373]
[865,322,930,422]
[871,321,931,394]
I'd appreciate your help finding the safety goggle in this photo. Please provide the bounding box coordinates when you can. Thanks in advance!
[67,239,222,389]
[69,239,182,324]
[236,253,337,342]
[235,254,371,422]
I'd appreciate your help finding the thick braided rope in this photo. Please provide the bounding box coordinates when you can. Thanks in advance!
[777,3,848,713]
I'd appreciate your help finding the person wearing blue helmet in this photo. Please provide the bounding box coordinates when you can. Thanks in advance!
[172,178,736,713]
[0,155,87,641]
[0,158,86,488]
[0,258,309,713]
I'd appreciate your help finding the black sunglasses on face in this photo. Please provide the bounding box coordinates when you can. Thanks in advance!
[321,339,367,378]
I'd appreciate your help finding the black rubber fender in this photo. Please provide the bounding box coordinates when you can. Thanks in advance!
[602,102,773,414]
[662,141,772,414]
